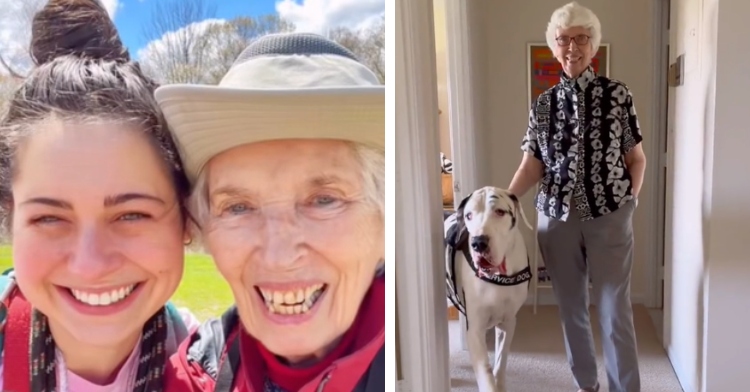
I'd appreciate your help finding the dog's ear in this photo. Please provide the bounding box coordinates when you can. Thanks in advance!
[454,192,473,248]
[456,192,473,218]
[506,191,534,231]
[455,192,473,225]
[456,223,469,249]
[508,192,520,228]
[508,192,519,207]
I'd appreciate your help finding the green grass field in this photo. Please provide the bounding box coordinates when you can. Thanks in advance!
[0,246,234,323]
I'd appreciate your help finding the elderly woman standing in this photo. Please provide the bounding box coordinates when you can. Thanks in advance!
[159,33,384,392]
[508,3,646,392]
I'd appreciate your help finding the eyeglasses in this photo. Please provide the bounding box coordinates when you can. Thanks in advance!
[555,34,590,46]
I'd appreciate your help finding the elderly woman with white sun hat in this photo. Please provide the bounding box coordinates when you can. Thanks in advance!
[508,2,647,392]
[157,32,385,392]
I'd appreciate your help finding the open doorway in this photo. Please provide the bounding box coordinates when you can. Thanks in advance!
[426,0,672,389]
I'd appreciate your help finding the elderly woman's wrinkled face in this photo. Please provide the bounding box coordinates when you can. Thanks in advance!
[553,26,595,78]
[203,139,383,363]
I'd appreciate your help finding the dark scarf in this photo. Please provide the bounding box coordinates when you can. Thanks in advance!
[29,307,168,391]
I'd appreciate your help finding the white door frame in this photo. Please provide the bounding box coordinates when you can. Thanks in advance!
[395,0,451,390]
[442,0,481,352]
[661,0,676,351]
[646,0,671,310]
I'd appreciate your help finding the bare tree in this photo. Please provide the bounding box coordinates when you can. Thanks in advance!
[328,16,385,84]
[0,74,21,111]
[139,0,219,84]
[363,16,386,83]
[195,15,295,84]
[0,0,47,78]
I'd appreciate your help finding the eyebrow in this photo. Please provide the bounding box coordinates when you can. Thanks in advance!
[103,193,165,207]
[210,185,252,199]
[20,193,165,209]
[308,175,349,187]
[20,197,72,209]
[210,175,351,198]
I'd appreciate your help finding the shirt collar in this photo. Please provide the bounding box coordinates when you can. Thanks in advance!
[560,65,596,91]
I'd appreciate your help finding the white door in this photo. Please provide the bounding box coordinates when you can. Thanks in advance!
[395,0,451,391]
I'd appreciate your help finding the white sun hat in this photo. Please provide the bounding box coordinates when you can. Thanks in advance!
[153,32,384,183]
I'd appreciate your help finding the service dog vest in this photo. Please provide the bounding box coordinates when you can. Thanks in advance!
[444,213,533,318]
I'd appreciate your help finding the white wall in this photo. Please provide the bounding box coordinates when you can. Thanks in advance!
[664,0,750,391]
[462,0,494,188]
[699,0,750,390]
[465,0,658,303]
[432,0,452,159]
[663,0,707,389]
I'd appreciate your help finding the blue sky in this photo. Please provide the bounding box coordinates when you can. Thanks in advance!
[116,0,279,54]
[0,0,384,73]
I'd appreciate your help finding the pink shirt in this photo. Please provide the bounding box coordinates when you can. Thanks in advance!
[0,307,200,392]
[62,341,141,391]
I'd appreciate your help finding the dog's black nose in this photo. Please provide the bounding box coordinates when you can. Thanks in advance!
[470,235,489,253]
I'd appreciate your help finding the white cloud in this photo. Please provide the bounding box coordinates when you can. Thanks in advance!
[136,18,226,62]
[136,19,229,83]
[100,0,120,16]
[275,0,384,35]
[0,0,119,75]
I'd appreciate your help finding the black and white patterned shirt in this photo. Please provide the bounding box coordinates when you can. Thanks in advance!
[521,65,643,221]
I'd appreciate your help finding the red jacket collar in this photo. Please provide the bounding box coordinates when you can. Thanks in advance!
[238,274,385,392]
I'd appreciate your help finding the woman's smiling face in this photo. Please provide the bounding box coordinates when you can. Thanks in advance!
[10,119,187,347]
[202,139,384,363]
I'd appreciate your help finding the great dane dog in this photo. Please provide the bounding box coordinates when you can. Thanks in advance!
[444,186,534,392]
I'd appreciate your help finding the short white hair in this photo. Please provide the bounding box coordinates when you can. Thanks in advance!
[187,141,384,246]
[545,2,602,54]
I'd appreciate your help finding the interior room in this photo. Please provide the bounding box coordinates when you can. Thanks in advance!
[397,0,750,391]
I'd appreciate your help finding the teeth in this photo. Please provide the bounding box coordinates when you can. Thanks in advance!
[260,284,325,315]
[284,291,295,304]
[71,284,136,307]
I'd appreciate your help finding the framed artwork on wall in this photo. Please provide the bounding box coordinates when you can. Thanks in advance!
[526,42,610,108]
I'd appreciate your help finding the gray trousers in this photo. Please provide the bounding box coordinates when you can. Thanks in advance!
[537,200,641,392]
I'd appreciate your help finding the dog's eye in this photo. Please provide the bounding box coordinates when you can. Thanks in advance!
[465,212,473,221]
[495,209,506,217]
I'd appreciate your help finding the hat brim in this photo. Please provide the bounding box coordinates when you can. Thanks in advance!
[154,84,385,183]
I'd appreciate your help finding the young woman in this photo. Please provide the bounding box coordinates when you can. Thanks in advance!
[0,0,199,390]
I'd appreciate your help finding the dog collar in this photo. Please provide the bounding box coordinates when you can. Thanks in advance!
[462,248,533,287]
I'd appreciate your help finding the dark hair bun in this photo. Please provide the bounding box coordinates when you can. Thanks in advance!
[30,0,130,65]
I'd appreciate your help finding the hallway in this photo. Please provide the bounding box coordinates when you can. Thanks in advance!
[448,305,682,391]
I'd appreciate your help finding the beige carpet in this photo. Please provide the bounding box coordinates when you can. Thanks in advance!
[449,305,683,392]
